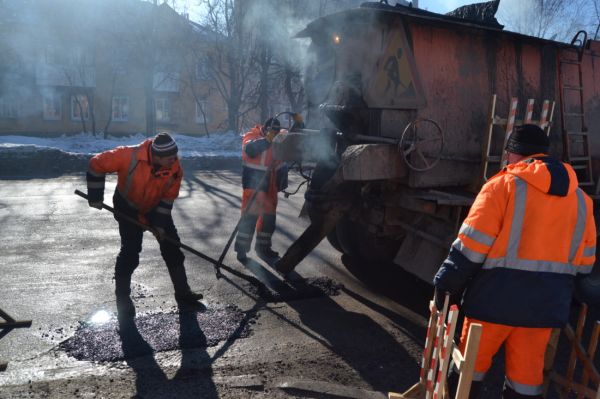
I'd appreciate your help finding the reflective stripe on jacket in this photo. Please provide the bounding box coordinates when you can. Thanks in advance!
[241,125,288,192]
[87,139,182,218]
[434,155,596,327]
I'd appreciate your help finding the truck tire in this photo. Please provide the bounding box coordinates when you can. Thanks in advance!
[335,217,403,264]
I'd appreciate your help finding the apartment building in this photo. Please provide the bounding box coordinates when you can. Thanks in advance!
[0,0,227,136]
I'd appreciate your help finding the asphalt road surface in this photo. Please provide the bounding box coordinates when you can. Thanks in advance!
[1,169,597,399]
[0,169,435,399]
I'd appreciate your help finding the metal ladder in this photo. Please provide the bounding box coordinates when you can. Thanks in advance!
[558,30,595,191]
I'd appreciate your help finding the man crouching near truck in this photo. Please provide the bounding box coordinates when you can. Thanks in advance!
[434,124,596,399]
[86,132,203,319]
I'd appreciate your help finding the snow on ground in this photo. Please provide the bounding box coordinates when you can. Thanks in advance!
[0,131,242,158]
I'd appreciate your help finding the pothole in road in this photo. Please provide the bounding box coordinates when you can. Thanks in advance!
[247,276,344,303]
[59,305,256,362]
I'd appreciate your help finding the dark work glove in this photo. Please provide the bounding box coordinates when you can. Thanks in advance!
[434,288,449,311]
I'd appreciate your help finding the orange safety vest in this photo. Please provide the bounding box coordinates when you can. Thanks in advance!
[89,139,182,216]
[241,125,287,192]
[435,154,596,327]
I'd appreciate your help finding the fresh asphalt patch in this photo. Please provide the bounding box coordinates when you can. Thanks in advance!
[245,275,344,303]
[60,305,255,362]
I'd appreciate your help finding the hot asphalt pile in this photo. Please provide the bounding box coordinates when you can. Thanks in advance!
[60,305,255,362]
[246,276,344,303]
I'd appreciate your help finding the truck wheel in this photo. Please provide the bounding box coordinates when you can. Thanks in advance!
[335,217,403,264]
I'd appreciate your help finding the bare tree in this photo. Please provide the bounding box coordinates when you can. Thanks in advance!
[200,0,259,132]
[497,0,597,42]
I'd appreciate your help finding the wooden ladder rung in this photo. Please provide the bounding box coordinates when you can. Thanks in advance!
[564,112,585,117]
[563,85,583,91]
[561,59,581,65]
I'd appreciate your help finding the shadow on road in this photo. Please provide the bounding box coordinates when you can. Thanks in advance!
[117,312,219,399]
[238,256,426,394]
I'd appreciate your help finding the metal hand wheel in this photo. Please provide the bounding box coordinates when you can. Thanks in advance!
[400,118,444,172]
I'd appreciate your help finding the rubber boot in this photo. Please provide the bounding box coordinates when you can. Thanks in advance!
[502,384,542,399]
[255,245,280,262]
[235,214,257,262]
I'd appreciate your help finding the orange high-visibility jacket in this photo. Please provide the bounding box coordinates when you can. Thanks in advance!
[434,155,596,327]
[88,139,182,217]
[241,125,287,192]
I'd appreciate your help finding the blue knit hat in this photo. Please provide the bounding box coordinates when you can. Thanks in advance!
[152,132,178,157]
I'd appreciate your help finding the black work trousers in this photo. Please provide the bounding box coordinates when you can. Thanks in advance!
[113,192,190,298]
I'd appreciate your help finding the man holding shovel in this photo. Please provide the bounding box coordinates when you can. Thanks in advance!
[86,132,202,318]
[234,117,288,263]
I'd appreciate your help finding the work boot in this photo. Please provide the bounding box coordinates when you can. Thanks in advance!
[116,295,136,320]
[175,289,204,305]
[255,246,279,261]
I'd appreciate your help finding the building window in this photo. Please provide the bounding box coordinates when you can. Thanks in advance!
[196,100,210,124]
[195,62,210,80]
[0,97,18,118]
[112,96,129,122]
[155,98,170,122]
[71,95,89,120]
[42,93,61,120]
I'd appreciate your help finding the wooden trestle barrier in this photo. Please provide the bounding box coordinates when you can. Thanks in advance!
[544,303,600,399]
[0,307,32,371]
[389,295,482,399]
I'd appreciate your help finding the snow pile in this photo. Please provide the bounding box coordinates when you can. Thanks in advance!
[0,131,242,158]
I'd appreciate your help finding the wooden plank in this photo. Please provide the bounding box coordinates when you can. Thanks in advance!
[578,321,600,399]
[420,301,439,385]
[433,306,459,399]
[525,99,535,123]
[455,323,482,399]
[563,324,600,385]
[500,97,519,167]
[547,101,556,136]
[481,94,497,183]
[566,305,589,395]
[544,328,562,397]
[552,372,599,399]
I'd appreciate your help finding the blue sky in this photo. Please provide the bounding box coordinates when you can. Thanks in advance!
[418,0,472,14]
[176,0,474,23]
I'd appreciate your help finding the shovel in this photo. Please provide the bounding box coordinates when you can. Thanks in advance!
[74,189,222,274]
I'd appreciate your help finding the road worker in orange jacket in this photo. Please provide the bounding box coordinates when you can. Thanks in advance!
[234,117,288,263]
[434,124,596,399]
[86,132,203,318]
